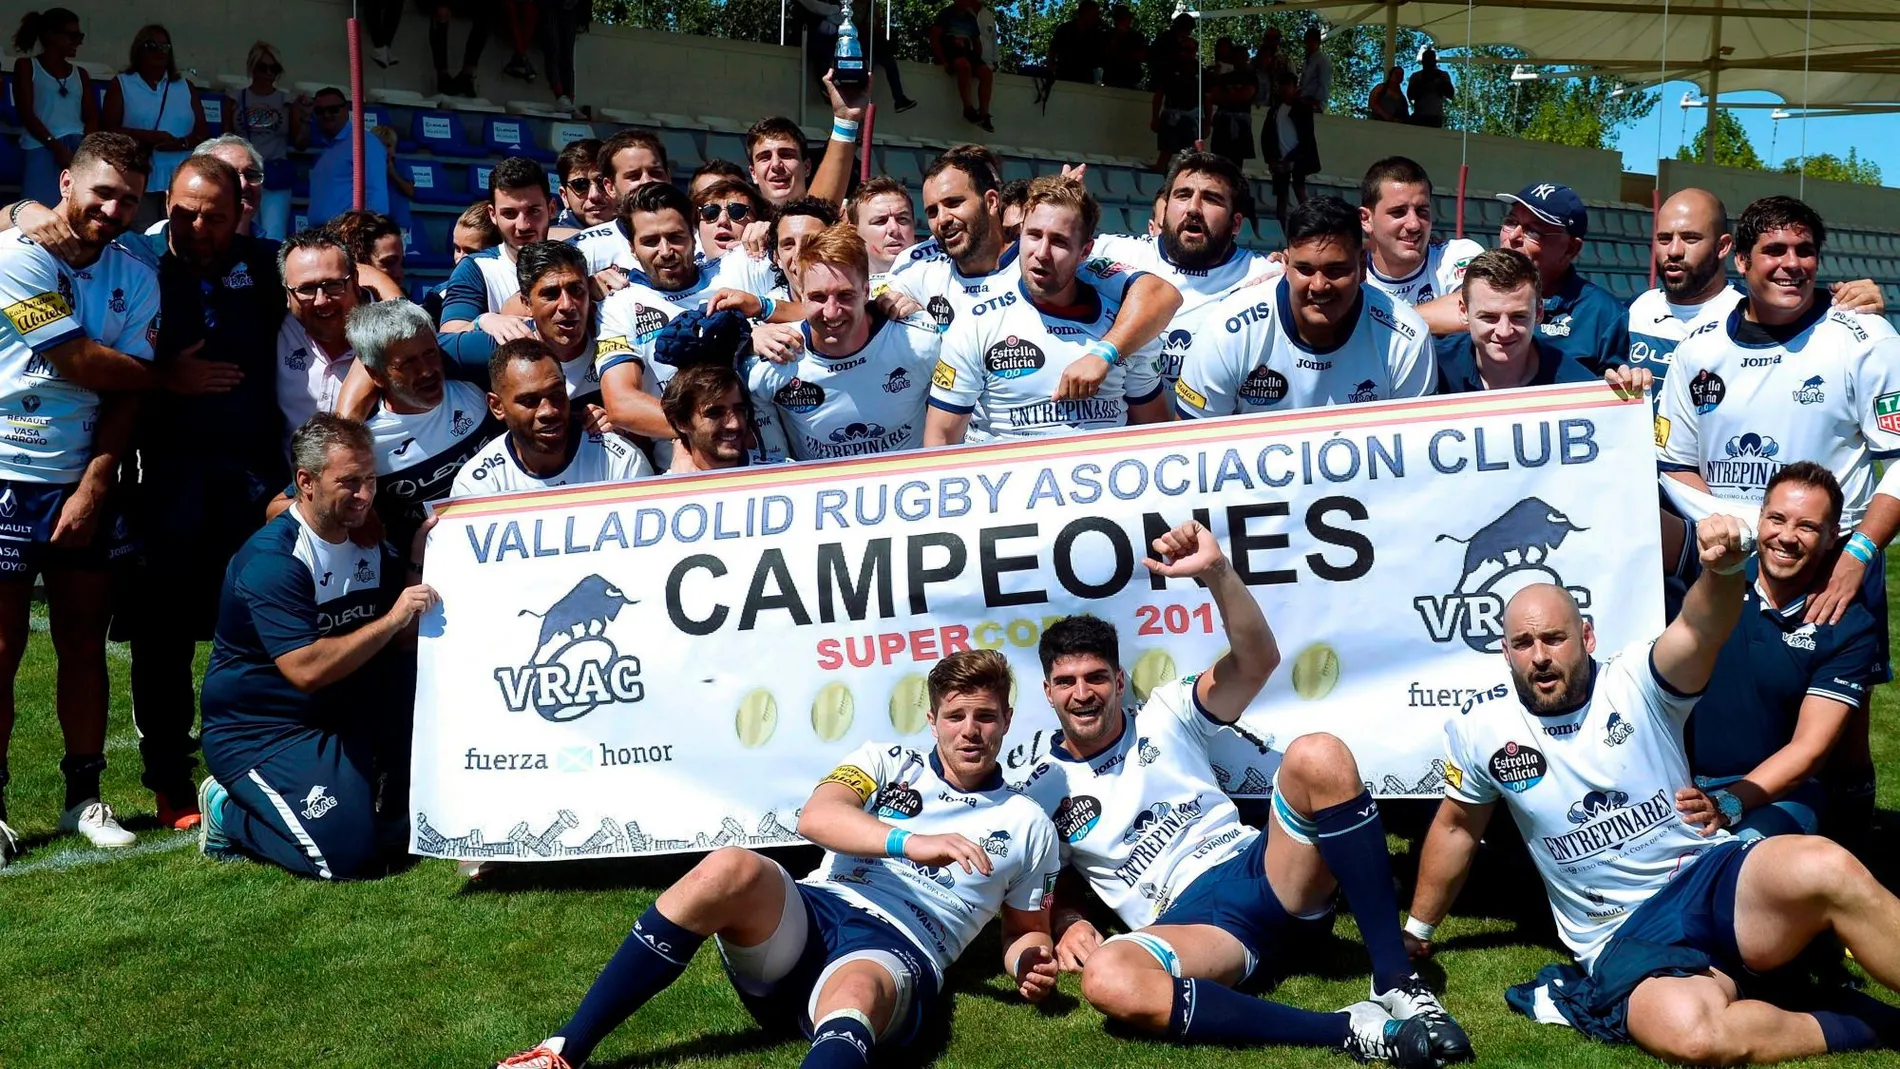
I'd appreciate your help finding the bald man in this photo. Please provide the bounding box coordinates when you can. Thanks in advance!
[1407,516,1900,1063]
[1626,188,1885,400]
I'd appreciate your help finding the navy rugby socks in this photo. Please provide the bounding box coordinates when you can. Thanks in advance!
[1167,977,1350,1047]
[554,904,705,1065]
[1311,791,1413,994]
[802,1014,876,1068]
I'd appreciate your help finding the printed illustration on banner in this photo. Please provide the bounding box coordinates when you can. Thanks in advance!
[1414,496,1593,652]
[494,574,645,722]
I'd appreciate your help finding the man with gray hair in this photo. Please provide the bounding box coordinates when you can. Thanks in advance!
[197,412,438,880]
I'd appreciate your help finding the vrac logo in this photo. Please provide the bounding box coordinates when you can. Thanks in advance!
[1413,497,1592,653]
[494,574,645,722]
[1793,375,1825,405]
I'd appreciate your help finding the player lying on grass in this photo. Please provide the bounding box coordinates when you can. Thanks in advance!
[496,648,1061,1069]
[1407,514,1900,1064]
[1021,520,1472,1068]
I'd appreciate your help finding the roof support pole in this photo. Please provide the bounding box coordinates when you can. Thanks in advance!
[1704,0,1724,158]
[1383,0,1398,69]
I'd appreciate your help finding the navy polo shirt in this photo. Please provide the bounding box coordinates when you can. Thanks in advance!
[1436,267,1630,379]
[1435,336,1599,394]
[1686,559,1881,779]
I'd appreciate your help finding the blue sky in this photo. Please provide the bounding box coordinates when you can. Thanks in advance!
[1611,79,1898,185]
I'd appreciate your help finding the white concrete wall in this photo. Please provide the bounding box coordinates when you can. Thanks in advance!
[1660,159,1900,234]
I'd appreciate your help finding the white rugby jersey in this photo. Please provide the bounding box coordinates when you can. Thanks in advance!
[1018,677,1260,930]
[595,262,753,468]
[1174,274,1433,418]
[1625,286,1744,395]
[882,240,1145,336]
[748,313,940,461]
[456,244,521,318]
[1444,640,1729,971]
[0,231,158,483]
[369,380,490,515]
[809,741,1060,979]
[450,423,653,497]
[275,317,357,457]
[569,219,633,275]
[1092,233,1280,388]
[929,279,1163,441]
[1362,238,1483,307]
[1656,298,1900,528]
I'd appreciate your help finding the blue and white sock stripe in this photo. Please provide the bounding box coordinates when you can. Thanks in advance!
[1104,931,1182,977]
[1270,771,1319,846]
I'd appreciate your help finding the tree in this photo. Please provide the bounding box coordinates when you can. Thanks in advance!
[1674,109,1764,170]
[1433,46,1655,151]
[1780,148,1882,186]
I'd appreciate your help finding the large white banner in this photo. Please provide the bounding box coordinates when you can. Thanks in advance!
[410,384,1662,861]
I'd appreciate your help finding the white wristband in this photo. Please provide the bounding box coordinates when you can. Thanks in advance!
[1403,915,1438,941]
[1710,528,1757,575]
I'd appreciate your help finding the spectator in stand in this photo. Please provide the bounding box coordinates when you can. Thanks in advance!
[1048,0,1106,83]
[1252,26,1290,101]
[191,135,267,241]
[552,138,612,233]
[1150,32,1200,172]
[1297,24,1330,112]
[428,1,489,99]
[975,0,999,75]
[306,87,389,227]
[362,0,404,70]
[1261,71,1316,229]
[371,124,413,220]
[103,24,207,230]
[691,177,766,264]
[540,0,586,115]
[1206,38,1257,170]
[1099,5,1146,90]
[1146,13,1195,90]
[501,0,538,85]
[1369,64,1407,122]
[870,20,919,112]
[11,8,96,210]
[231,42,306,241]
[932,0,994,132]
[1407,48,1454,128]
[330,210,406,290]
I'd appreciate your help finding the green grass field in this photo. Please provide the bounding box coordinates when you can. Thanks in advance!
[4,599,1900,1069]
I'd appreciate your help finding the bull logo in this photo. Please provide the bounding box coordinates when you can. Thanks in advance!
[1347,378,1379,403]
[1793,375,1825,405]
[883,367,912,394]
[1414,497,1593,653]
[493,574,646,722]
[980,830,1012,857]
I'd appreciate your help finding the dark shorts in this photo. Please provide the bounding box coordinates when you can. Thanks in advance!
[1604,838,1756,976]
[0,478,135,581]
[207,725,387,881]
[1156,111,1199,156]
[941,38,982,69]
[730,883,942,1048]
[1153,828,1333,982]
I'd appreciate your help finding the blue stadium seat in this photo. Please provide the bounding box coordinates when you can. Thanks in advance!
[401,159,465,205]
[549,121,595,150]
[1001,158,1034,184]
[704,131,746,166]
[406,213,453,270]
[362,105,409,151]
[483,115,554,162]
[0,76,19,127]
[410,110,484,160]
[472,161,494,194]
[199,90,225,137]
[657,127,703,170]
[1096,204,1130,236]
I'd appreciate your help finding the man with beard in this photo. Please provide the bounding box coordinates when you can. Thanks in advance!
[748,225,939,461]
[1407,516,1900,1064]
[1022,521,1468,1066]
[1175,195,1432,418]
[1678,462,1881,839]
[196,414,437,880]
[122,153,291,830]
[849,176,917,289]
[0,132,158,863]
[662,364,769,474]
[568,129,671,277]
[885,148,1180,403]
[1357,157,1483,308]
[452,338,652,496]
[925,177,1167,444]
[1089,152,1277,388]
[440,157,555,335]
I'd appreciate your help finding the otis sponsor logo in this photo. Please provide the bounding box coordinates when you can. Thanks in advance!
[495,574,645,722]
[1488,741,1546,793]
[985,336,1046,379]
[1414,497,1592,653]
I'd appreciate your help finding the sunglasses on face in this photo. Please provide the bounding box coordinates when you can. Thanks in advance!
[565,176,606,195]
[698,202,752,224]
[140,39,172,53]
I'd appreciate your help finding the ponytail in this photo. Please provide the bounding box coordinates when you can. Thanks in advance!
[13,8,76,57]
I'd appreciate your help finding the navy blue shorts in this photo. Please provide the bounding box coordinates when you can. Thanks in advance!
[1601,838,1758,982]
[1153,828,1332,982]
[730,884,942,1048]
[0,478,133,580]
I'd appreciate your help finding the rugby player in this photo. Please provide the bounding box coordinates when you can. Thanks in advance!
[764,196,843,300]
[662,364,766,474]
[747,225,940,461]
[568,129,671,276]
[1436,249,1600,393]
[550,138,613,234]
[1407,516,1900,1064]
[924,176,1168,444]
[493,649,1060,1069]
[1657,194,1900,844]
[0,132,158,861]
[1357,157,1483,307]
[848,175,917,287]
[1174,195,1433,417]
[439,157,555,335]
[451,338,651,496]
[691,176,767,265]
[1088,152,1277,388]
[1022,521,1468,1066]
[197,414,436,880]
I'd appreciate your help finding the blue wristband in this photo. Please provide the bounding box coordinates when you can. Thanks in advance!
[758,296,776,321]
[885,828,910,858]
[1846,531,1877,565]
[1085,339,1122,366]
[831,118,860,142]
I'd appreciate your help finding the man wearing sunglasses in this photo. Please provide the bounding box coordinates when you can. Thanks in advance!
[690,177,766,265]
[306,87,388,230]
[550,138,613,238]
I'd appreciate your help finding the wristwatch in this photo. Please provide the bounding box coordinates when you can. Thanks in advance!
[1711,789,1744,828]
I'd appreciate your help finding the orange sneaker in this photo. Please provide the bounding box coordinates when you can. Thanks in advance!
[497,1047,571,1069]
[155,790,202,831]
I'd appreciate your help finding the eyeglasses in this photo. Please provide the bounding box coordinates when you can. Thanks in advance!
[1499,218,1567,246]
[288,278,351,300]
[565,176,606,195]
[315,105,346,117]
[239,168,265,183]
[139,39,172,53]
[698,202,752,224]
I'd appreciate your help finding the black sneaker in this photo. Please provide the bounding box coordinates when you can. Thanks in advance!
[451,71,478,98]
[1341,1002,1437,1069]
[976,112,994,132]
[962,105,981,124]
[895,96,918,112]
[1374,976,1474,1065]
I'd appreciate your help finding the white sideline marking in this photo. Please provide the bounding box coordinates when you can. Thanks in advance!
[0,832,196,877]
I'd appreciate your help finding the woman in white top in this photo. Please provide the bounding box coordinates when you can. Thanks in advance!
[232,41,306,240]
[101,23,206,229]
[10,8,94,208]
